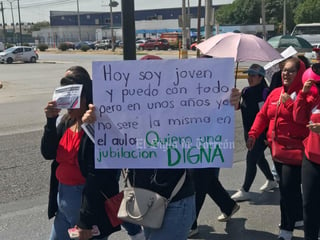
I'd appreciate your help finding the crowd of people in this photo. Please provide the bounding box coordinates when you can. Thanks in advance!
[41,54,320,240]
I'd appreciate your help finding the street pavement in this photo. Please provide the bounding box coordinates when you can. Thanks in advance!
[0,129,304,240]
[0,52,305,240]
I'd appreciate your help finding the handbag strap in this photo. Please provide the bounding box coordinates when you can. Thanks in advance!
[125,170,187,203]
[167,170,186,202]
[100,190,109,200]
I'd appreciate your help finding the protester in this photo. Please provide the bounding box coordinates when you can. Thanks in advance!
[41,66,120,240]
[82,102,195,239]
[293,64,320,240]
[189,86,241,236]
[189,168,240,237]
[231,64,276,202]
[268,55,310,185]
[246,58,308,240]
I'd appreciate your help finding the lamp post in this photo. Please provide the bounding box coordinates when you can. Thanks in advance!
[7,0,16,43]
[109,0,118,52]
[181,0,188,59]
[121,0,136,60]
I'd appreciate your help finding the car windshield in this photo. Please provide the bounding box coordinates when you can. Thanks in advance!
[3,47,17,53]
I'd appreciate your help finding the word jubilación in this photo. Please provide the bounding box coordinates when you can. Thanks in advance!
[92,58,235,169]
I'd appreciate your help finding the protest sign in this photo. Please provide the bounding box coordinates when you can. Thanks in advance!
[92,58,235,168]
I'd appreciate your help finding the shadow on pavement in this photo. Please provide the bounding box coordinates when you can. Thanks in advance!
[189,218,304,240]
[249,189,280,206]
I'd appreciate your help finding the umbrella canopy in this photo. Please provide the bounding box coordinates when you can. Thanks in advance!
[196,32,282,62]
[267,35,313,52]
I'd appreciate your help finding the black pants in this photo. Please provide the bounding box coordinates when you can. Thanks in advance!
[274,161,303,232]
[302,155,320,240]
[191,168,236,229]
[242,138,274,192]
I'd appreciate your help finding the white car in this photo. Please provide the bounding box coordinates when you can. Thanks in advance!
[0,46,38,64]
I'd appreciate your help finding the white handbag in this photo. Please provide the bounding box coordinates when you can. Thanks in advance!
[117,171,186,229]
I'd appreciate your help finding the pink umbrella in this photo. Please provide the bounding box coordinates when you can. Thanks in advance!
[196,32,282,85]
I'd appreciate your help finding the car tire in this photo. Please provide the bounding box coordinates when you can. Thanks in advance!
[154,46,159,50]
[30,56,37,63]
[139,46,144,51]
[6,58,13,64]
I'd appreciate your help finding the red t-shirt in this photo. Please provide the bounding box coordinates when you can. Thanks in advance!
[56,128,86,185]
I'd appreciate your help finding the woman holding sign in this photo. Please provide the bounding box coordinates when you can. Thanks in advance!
[41,66,121,240]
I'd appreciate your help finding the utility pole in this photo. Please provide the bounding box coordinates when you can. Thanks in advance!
[283,0,286,35]
[205,0,213,39]
[109,0,118,52]
[181,0,188,59]
[109,0,114,51]
[17,0,22,45]
[76,0,81,41]
[196,0,201,58]
[121,0,136,60]
[0,1,7,44]
[261,0,266,39]
[8,0,15,43]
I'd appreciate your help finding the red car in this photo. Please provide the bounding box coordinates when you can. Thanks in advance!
[138,39,170,50]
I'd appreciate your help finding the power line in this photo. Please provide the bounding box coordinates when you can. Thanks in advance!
[4,0,81,9]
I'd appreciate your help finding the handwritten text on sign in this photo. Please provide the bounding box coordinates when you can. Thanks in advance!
[92,58,235,168]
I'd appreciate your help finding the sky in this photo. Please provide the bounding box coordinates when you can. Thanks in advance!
[1,0,233,24]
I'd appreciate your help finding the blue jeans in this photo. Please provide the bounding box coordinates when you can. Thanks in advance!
[49,183,84,240]
[144,195,196,240]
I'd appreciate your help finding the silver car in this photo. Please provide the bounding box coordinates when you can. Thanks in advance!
[0,46,38,64]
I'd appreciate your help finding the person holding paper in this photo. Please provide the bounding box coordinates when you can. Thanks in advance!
[41,66,121,240]
[231,64,277,202]
[246,58,308,240]
[293,64,320,240]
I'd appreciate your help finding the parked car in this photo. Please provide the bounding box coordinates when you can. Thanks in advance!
[0,42,4,52]
[75,41,95,50]
[138,39,170,50]
[60,42,75,50]
[136,39,147,49]
[115,40,122,48]
[95,39,112,50]
[0,46,38,64]
[118,41,124,48]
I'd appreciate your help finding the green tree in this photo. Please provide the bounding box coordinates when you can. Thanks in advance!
[215,0,308,34]
[294,0,320,24]
[216,0,261,24]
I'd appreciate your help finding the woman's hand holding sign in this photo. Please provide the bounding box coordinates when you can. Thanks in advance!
[44,100,60,118]
[82,104,96,124]
[230,88,241,109]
